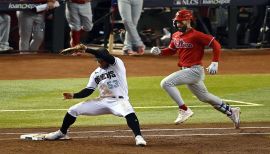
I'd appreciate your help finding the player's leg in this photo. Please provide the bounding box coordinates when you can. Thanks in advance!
[30,14,45,51]
[125,113,146,146]
[109,99,146,146]
[160,68,201,124]
[0,14,12,50]
[187,80,240,128]
[45,99,109,140]
[118,0,133,53]
[66,2,81,47]
[78,2,93,45]
[79,2,93,32]
[17,11,34,51]
[129,0,145,54]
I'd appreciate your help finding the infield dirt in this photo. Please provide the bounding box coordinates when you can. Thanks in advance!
[0,49,269,153]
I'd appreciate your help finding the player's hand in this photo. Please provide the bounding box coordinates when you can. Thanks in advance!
[47,2,54,10]
[150,47,161,55]
[206,62,218,75]
[63,93,74,99]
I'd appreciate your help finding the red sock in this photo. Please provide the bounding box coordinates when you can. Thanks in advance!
[179,104,188,111]
[70,30,81,47]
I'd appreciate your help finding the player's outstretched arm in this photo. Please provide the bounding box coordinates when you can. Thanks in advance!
[63,88,94,99]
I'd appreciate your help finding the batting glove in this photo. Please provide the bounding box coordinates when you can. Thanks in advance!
[206,62,218,75]
[150,47,161,55]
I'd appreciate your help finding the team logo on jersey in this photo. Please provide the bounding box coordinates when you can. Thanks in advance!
[95,71,116,84]
[174,39,193,48]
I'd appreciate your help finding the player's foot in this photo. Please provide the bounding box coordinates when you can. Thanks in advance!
[174,108,194,124]
[228,107,241,129]
[135,135,146,146]
[45,130,67,140]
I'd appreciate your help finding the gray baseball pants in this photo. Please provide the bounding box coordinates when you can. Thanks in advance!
[66,2,93,31]
[0,14,11,47]
[118,0,144,51]
[17,11,45,51]
[160,65,223,107]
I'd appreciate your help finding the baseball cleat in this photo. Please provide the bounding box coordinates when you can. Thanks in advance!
[174,108,194,124]
[228,107,241,129]
[45,130,67,140]
[135,135,146,146]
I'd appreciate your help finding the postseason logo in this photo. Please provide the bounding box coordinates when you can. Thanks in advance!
[174,0,199,5]
[8,3,39,10]
[174,0,230,5]
[202,0,231,5]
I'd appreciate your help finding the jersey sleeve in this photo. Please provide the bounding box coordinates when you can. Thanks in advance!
[196,32,215,46]
[161,33,177,56]
[196,32,221,62]
[113,57,126,73]
[86,71,97,90]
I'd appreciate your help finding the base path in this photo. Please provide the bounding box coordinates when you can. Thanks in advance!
[0,49,269,153]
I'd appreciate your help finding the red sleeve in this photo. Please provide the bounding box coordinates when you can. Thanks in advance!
[209,39,221,62]
[161,47,177,56]
[196,31,221,62]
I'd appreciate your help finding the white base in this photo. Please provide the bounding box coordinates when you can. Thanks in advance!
[20,133,70,141]
[20,133,47,140]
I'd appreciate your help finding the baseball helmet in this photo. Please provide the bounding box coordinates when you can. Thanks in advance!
[173,9,193,22]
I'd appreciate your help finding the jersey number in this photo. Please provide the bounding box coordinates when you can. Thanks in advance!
[107,80,119,89]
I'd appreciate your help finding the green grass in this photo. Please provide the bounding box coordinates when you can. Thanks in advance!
[0,74,269,128]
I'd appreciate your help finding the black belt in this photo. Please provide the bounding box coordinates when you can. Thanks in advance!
[111,96,124,99]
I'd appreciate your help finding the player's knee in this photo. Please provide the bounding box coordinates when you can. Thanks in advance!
[67,106,79,117]
[160,79,173,89]
[160,80,166,89]
[82,24,93,32]
[122,19,134,26]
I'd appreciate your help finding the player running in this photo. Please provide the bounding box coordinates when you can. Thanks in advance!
[150,9,240,128]
[45,45,146,146]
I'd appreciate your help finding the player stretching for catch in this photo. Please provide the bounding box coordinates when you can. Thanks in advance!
[150,9,240,128]
[45,45,146,146]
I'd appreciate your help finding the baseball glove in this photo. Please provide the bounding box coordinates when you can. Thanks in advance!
[59,44,87,55]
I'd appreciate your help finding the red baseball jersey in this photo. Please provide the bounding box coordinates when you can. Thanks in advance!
[161,28,221,67]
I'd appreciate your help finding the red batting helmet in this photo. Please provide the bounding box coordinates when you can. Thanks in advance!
[173,9,193,22]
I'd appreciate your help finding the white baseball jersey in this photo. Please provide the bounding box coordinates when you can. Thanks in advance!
[67,57,134,117]
[86,57,129,99]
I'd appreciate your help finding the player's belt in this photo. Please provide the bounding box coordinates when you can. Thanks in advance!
[182,65,201,70]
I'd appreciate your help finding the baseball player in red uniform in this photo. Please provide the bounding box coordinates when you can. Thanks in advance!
[151,9,241,129]
[45,45,146,146]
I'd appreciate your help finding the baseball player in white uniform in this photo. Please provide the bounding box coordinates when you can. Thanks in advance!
[66,0,93,47]
[45,45,146,146]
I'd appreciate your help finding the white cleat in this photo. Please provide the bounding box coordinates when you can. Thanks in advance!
[174,108,194,125]
[228,107,241,129]
[135,135,146,146]
[45,130,67,140]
